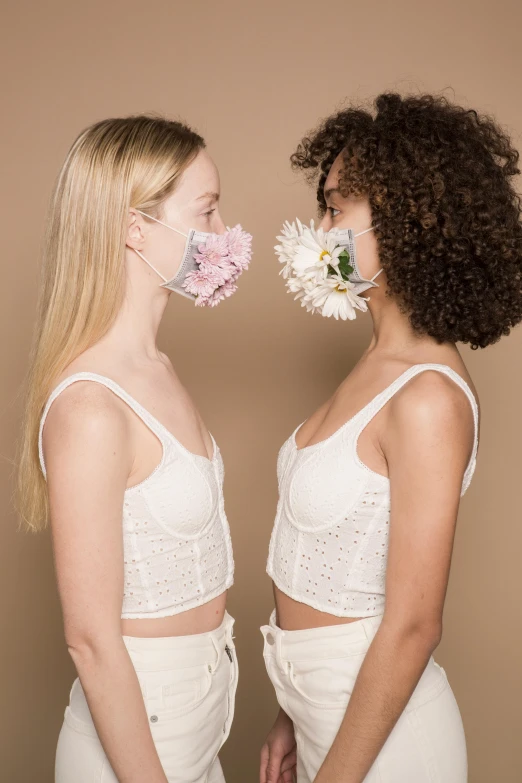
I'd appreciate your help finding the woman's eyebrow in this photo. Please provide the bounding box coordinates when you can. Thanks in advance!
[195,191,220,202]
[324,187,340,201]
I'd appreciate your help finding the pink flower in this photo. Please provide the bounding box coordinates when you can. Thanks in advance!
[183,267,223,299]
[195,233,229,267]
[201,257,238,284]
[227,224,253,271]
[185,225,252,307]
[195,261,230,288]
[199,280,238,308]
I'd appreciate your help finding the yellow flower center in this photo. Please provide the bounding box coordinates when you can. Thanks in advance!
[319,250,330,263]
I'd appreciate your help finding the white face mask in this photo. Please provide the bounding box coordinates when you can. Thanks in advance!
[275,219,382,321]
[329,226,383,295]
[133,210,252,308]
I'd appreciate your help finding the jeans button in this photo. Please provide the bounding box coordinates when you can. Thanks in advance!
[266,632,275,645]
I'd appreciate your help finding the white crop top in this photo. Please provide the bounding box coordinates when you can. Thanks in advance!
[38,373,234,619]
[266,364,479,618]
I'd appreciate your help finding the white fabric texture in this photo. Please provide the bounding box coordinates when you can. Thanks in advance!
[56,611,238,783]
[261,610,467,782]
[266,364,479,617]
[38,372,234,619]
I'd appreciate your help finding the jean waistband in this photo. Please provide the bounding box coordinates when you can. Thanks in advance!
[122,610,235,671]
[260,609,384,663]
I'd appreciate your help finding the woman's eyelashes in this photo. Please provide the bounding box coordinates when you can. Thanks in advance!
[328,206,341,218]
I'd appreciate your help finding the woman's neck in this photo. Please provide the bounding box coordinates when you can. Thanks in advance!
[95,281,170,366]
[366,294,449,361]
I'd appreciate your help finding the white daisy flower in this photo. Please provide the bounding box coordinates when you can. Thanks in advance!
[285,274,314,306]
[275,218,376,321]
[304,275,370,321]
[275,219,304,279]
[291,220,344,282]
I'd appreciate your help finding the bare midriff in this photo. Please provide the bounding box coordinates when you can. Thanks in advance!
[274,584,373,631]
[120,591,228,638]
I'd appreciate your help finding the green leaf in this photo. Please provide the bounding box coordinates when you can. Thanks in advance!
[336,249,354,280]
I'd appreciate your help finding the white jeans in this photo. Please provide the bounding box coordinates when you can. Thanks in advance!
[56,611,238,783]
[261,610,467,783]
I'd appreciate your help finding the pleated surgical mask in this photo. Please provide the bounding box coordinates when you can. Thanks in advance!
[330,226,383,295]
[134,210,252,307]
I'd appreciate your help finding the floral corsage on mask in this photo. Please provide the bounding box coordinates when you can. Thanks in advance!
[184,225,253,307]
[275,219,377,320]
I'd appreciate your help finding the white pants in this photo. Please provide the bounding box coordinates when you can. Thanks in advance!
[261,610,467,783]
[56,611,238,783]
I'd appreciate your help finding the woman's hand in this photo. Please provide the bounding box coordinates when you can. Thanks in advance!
[260,708,297,783]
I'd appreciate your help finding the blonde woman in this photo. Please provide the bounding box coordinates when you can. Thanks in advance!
[17,115,251,783]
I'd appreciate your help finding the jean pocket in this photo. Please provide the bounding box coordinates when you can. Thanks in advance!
[287,653,367,709]
[143,662,214,723]
[63,677,100,738]
[405,658,449,712]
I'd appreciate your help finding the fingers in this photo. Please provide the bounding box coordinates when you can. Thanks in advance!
[281,768,296,783]
[260,743,286,783]
[280,749,297,773]
[282,764,298,783]
[281,752,297,783]
[260,743,270,783]
[266,755,285,783]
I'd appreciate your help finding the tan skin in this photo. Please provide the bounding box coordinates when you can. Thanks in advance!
[260,152,479,783]
[43,150,229,783]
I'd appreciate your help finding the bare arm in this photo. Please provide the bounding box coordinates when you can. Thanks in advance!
[44,382,169,783]
[314,371,474,783]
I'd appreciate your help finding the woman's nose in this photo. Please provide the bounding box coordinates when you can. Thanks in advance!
[318,213,331,231]
[214,214,227,235]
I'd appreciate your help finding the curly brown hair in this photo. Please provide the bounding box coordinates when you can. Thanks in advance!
[291,93,522,349]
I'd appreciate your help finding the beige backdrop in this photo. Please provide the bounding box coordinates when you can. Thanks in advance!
[1,1,521,781]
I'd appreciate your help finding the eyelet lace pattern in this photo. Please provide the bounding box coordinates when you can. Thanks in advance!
[266,364,479,617]
[39,373,234,619]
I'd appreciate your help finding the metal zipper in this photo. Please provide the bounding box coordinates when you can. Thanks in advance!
[223,644,233,732]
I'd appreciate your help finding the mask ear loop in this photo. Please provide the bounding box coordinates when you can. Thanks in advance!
[353,226,375,238]
[133,248,168,283]
[132,209,190,283]
[135,209,189,238]
[353,225,383,285]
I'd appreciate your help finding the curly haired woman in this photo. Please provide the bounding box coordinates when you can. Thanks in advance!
[260,93,522,783]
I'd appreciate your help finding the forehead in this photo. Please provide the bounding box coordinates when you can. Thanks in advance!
[323,151,345,193]
[176,149,220,201]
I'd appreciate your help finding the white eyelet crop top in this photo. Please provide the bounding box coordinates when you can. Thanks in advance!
[38,373,234,619]
[266,364,479,618]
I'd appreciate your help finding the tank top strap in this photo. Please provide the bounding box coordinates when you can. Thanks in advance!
[38,372,168,478]
[354,363,479,480]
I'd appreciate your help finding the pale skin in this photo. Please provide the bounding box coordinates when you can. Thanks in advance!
[260,152,479,783]
[42,149,229,783]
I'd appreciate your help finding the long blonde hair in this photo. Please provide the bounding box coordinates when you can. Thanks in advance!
[16,114,205,532]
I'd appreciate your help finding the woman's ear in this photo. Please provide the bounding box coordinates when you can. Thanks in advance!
[126,208,146,250]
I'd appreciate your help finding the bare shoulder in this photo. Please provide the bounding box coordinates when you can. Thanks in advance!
[42,380,129,456]
[388,369,475,445]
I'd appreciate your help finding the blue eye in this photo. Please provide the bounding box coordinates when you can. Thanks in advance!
[329,207,340,217]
